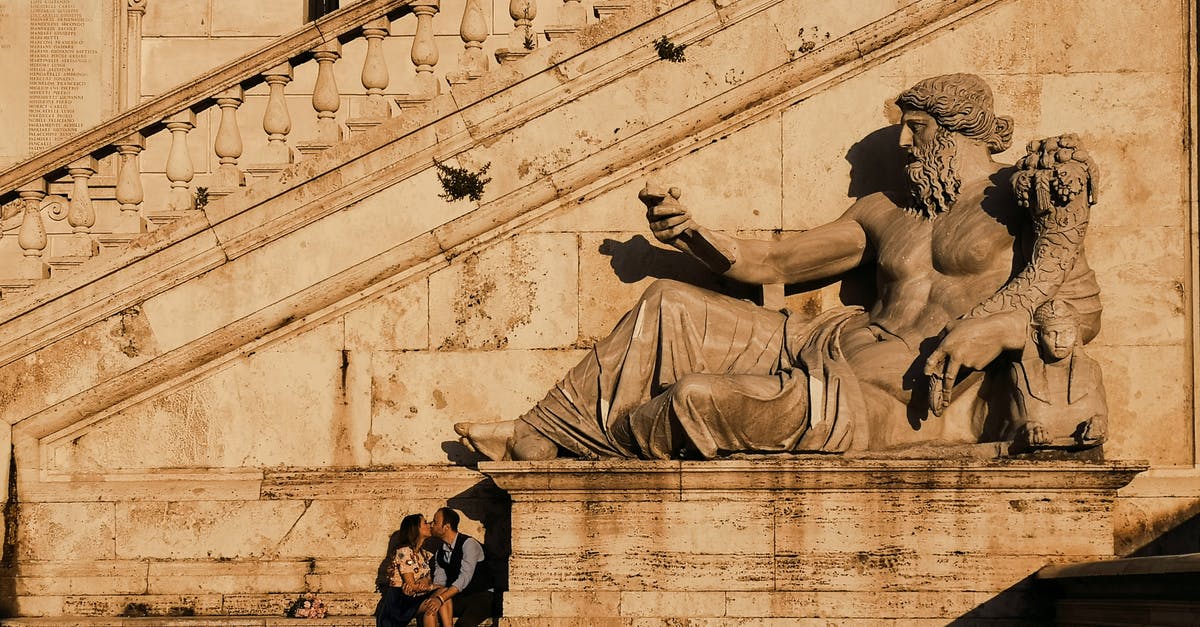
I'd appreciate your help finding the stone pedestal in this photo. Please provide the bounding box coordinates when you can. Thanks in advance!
[482,458,1146,625]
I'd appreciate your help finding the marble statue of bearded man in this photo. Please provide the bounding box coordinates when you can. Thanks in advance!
[456,73,1102,461]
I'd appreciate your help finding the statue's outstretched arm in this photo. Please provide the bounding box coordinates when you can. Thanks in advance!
[640,183,869,285]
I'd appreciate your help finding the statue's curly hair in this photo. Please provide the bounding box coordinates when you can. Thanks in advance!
[896,73,1014,154]
[1032,299,1079,329]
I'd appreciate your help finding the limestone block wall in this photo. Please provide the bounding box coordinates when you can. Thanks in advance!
[0,0,1195,619]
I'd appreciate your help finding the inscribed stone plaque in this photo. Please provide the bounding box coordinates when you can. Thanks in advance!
[0,0,105,167]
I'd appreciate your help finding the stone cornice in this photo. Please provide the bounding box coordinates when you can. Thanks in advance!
[482,458,1150,500]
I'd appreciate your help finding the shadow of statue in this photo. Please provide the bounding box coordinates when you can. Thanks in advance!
[445,479,511,626]
[599,235,765,303]
[846,124,910,201]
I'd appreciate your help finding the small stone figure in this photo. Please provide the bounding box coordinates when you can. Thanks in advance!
[1009,299,1107,450]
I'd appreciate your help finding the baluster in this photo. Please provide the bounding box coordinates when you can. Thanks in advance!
[361,18,392,118]
[348,18,393,136]
[395,1,441,112]
[15,180,49,281]
[448,0,488,85]
[212,86,245,194]
[162,109,197,214]
[262,64,294,164]
[298,40,343,156]
[61,156,100,261]
[112,132,147,235]
[497,0,538,64]
[545,0,586,41]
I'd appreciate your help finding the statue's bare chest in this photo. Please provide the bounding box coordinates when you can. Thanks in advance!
[870,202,1019,283]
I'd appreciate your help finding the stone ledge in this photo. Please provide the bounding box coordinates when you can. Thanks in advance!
[1039,552,1200,579]
[483,458,1149,499]
[0,614,493,627]
[485,458,1147,621]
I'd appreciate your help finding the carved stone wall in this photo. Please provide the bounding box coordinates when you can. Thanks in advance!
[0,0,1194,620]
[486,459,1146,624]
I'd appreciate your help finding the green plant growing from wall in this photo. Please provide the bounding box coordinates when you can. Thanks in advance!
[194,186,209,209]
[434,158,492,203]
[653,36,686,62]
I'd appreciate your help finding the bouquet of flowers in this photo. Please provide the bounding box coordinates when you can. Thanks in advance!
[286,592,327,619]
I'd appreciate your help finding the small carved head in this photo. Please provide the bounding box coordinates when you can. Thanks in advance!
[1032,299,1080,362]
[895,74,1014,155]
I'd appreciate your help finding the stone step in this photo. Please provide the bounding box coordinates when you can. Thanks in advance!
[0,616,496,626]
[0,614,374,619]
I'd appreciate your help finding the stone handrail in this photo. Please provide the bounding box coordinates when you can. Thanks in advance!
[0,0,411,198]
[0,0,592,296]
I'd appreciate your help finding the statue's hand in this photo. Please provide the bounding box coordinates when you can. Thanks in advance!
[640,183,696,244]
[924,311,1028,415]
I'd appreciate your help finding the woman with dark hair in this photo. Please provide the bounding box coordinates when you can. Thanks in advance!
[376,514,449,627]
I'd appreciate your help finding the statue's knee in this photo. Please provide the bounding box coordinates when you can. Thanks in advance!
[641,279,700,311]
[671,374,716,403]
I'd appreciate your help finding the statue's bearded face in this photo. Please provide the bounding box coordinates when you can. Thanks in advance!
[900,109,961,218]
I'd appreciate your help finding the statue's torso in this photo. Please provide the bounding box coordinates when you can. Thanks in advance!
[853,173,1024,351]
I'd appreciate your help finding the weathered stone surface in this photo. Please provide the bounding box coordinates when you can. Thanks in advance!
[210,0,301,37]
[5,561,147,597]
[147,560,311,595]
[574,231,731,344]
[0,0,1193,621]
[60,594,224,617]
[344,279,430,351]
[0,307,160,426]
[1087,226,1189,346]
[115,501,307,559]
[364,350,584,465]
[489,460,1141,620]
[142,166,458,353]
[535,118,784,234]
[16,503,116,562]
[781,73,907,230]
[1090,344,1192,465]
[429,233,579,351]
[45,322,348,470]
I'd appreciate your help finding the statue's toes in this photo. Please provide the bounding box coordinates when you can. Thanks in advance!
[453,422,473,437]
[458,436,479,454]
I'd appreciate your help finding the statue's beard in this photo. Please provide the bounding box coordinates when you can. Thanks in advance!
[904,129,961,218]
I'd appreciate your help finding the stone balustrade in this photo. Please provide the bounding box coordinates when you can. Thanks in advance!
[0,0,614,299]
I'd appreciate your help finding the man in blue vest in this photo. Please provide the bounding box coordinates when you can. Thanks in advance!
[421,507,495,626]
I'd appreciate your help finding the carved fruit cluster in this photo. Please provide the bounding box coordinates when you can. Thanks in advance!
[1012,134,1098,210]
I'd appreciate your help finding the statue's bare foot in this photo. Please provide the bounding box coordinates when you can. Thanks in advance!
[455,421,516,461]
[1022,422,1050,447]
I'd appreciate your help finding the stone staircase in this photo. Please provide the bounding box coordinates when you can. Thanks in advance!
[2,0,1180,622]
